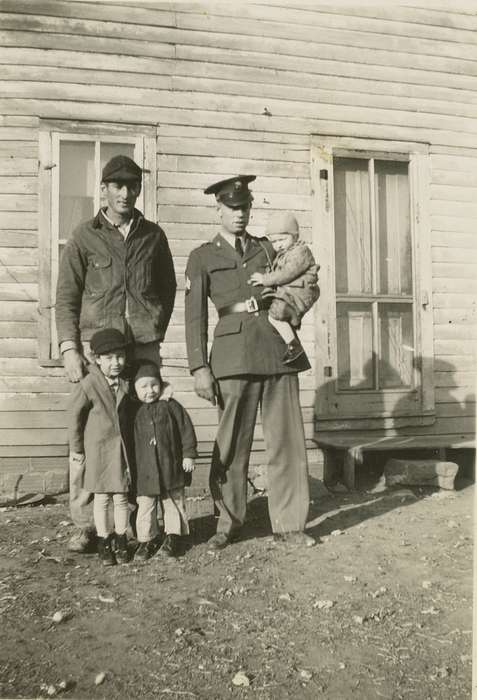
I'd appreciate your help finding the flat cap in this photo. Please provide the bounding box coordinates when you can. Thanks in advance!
[204,175,256,207]
[101,155,142,183]
[90,328,129,355]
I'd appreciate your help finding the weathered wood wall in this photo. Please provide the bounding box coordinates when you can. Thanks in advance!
[0,1,475,497]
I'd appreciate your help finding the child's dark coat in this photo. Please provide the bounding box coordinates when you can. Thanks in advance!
[131,386,197,496]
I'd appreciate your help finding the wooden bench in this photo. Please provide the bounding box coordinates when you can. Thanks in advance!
[314,434,475,490]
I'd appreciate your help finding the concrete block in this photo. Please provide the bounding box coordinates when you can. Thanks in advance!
[384,459,459,490]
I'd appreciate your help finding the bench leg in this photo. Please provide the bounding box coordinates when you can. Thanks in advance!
[323,448,339,487]
[343,447,363,490]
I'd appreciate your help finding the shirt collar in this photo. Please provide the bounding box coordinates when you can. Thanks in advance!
[220,230,248,251]
[101,208,134,238]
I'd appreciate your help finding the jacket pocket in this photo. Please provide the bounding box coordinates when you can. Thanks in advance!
[214,316,242,337]
[85,255,112,295]
[208,260,241,295]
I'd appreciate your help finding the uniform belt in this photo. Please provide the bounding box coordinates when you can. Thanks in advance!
[218,296,269,318]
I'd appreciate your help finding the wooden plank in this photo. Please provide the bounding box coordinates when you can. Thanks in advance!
[0,444,68,457]
[158,171,310,194]
[0,1,176,27]
[158,155,310,178]
[432,216,477,235]
[159,188,311,211]
[4,80,477,140]
[158,135,309,162]
[434,308,477,324]
[0,232,37,247]
[0,300,37,321]
[0,177,37,194]
[432,248,477,263]
[434,338,477,354]
[0,393,69,411]
[0,194,36,211]
[431,185,477,203]
[0,156,36,175]
[0,211,36,229]
[0,358,65,376]
[435,355,476,371]
[433,293,477,309]
[0,115,38,127]
[0,377,71,392]
[435,370,476,388]
[433,278,477,295]
[0,321,37,338]
[0,126,37,140]
[0,338,36,357]
[433,263,477,280]
[0,283,37,301]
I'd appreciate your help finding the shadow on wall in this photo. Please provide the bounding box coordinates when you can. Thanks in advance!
[314,355,476,489]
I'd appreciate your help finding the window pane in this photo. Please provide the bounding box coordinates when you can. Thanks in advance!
[334,158,372,294]
[379,303,414,388]
[59,141,95,239]
[99,142,135,208]
[337,302,374,390]
[375,160,412,295]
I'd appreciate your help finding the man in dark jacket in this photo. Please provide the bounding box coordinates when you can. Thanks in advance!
[56,155,176,552]
[184,175,314,550]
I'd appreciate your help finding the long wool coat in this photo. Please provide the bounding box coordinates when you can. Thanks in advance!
[68,365,133,493]
[131,386,198,497]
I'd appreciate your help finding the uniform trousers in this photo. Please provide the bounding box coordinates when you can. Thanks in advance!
[210,373,310,535]
[136,490,189,542]
[69,340,161,532]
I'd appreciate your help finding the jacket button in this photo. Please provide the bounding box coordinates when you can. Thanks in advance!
[242,262,247,268]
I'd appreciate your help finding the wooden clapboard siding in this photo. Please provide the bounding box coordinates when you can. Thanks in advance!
[0,3,474,481]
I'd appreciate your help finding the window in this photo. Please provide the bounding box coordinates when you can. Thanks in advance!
[38,121,156,363]
[311,137,434,430]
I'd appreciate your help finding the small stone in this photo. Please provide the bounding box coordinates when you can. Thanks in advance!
[447,520,459,529]
[353,615,365,624]
[339,662,346,670]
[52,611,66,624]
[95,672,106,686]
[46,685,57,697]
[232,671,250,687]
[313,599,335,610]
[421,606,440,615]
[422,580,432,589]
[299,669,313,681]
[279,593,292,602]
[331,529,344,536]
[174,628,185,636]
[344,575,357,583]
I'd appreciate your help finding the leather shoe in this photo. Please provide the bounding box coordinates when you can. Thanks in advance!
[67,528,96,553]
[207,532,232,551]
[157,534,179,558]
[273,531,316,547]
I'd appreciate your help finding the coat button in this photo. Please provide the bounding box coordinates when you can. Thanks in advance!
[242,262,247,268]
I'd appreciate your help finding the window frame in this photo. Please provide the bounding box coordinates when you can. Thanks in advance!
[311,136,435,430]
[38,120,157,365]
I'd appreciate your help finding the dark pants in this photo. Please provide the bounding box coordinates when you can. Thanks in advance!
[210,373,310,535]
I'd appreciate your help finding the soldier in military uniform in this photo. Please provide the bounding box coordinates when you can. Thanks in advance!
[184,175,314,549]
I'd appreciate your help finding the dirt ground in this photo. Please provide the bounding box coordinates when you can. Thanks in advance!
[0,476,473,700]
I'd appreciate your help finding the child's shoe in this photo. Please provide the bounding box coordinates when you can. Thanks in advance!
[158,534,179,558]
[134,540,156,562]
[283,337,305,364]
[97,535,115,566]
[114,533,129,564]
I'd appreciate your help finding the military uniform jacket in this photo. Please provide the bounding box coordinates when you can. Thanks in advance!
[185,233,310,378]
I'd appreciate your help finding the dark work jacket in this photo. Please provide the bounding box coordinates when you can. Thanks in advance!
[130,387,198,497]
[56,209,176,346]
[184,232,310,378]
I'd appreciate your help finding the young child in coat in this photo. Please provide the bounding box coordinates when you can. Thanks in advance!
[68,328,133,567]
[249,211,320,363]
[131,361,197,561]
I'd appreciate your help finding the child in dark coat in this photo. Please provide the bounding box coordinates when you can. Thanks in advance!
[68,329,133,567]
[131,361,197,561]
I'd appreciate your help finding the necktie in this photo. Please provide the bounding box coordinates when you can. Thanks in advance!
[235,237,244,257]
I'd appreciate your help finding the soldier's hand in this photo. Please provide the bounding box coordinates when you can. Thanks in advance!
[193,366,217,405]
[63,348,87,383]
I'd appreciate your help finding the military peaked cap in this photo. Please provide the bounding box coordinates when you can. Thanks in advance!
[102,155,142,183]
[204,175,256,207]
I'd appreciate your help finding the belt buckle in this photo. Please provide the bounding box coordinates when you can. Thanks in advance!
[245,296,259,313]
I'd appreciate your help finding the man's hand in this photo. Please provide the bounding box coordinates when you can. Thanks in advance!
[183,457,196,473]
[193,366,217,405]
[248,272,264,286]
[63,348,87,383]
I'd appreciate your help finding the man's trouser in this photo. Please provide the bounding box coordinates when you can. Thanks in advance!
[210,373,310,535]
[68,340,161,531]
